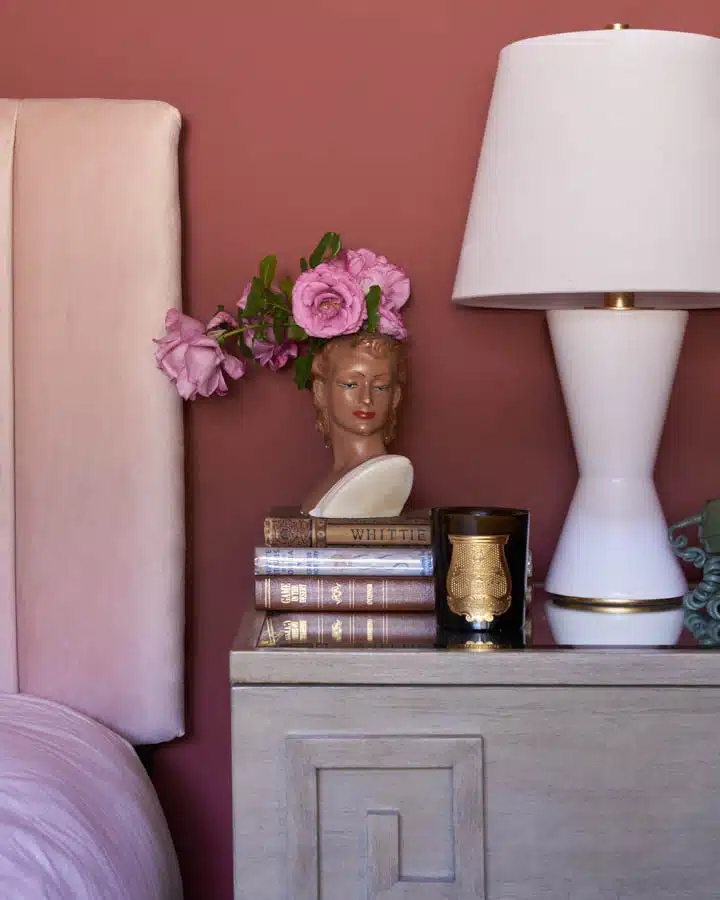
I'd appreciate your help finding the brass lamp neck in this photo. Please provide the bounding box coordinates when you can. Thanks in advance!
[604,292,636,310]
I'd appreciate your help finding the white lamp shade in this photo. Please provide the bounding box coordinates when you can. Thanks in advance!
[453,29,720,309]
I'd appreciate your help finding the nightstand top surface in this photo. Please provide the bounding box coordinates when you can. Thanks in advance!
[230,588,720,687]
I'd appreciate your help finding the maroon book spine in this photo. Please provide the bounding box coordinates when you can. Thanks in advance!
[258,612,437,647]
[254,575,435,612]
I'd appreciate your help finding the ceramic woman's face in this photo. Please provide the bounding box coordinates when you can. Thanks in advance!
[320,342,398,440]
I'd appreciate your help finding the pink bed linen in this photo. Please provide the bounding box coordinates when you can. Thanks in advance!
[0,694,182,899]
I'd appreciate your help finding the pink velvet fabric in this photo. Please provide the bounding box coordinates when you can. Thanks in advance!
[1,99,185,744]
[0,693,182,898]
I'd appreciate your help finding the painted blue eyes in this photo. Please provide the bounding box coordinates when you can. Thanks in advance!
[336,382,390,392]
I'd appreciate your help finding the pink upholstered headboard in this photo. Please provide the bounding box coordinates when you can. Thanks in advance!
[0,99,185,745]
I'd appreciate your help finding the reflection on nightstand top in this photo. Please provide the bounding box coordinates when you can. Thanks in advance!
[230,587,720,688]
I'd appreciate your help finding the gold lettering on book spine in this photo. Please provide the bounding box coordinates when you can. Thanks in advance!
[330,583,343,606]
[447,534,512,623]
[334,524,431,545]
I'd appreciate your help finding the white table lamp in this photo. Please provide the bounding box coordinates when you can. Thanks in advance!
[453,26,720,609]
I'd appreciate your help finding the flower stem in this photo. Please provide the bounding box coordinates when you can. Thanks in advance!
[214,325,254,344]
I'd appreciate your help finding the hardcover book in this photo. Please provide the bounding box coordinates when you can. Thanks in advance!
[254,575,434,612]
[254,546,434,578]
[257,612,437,647]
[263,507,431,548]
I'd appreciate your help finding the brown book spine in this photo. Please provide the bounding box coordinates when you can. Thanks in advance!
[258,612,437,646]
[263,516,431,547]
[254,576,435,612]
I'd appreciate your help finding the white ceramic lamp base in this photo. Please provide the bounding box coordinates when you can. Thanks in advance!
[546,601,685,647]
[545,308,688,607]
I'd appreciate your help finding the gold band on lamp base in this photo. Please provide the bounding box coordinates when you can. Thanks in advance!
[551,594,684,613]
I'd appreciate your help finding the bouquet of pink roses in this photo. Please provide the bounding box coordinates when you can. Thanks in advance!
[154,232,411,400]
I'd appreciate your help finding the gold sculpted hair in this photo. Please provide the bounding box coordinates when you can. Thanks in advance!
[311,332,407,447]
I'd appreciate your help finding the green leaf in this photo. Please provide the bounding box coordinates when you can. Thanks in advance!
[308,235,328,268]
[327,232,342,257]
[300,257,309,272]
[242,295,263,318]
[294,353,314,390]
[243,277,266,318]
[365,285,381,333]
[309,231,342,268]
[269,290,289,309]
[259,255,277,288]
[280,276,294,300]
[287,322,308,341]
[272,312,285,344]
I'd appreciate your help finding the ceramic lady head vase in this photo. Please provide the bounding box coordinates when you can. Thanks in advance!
[301,331,412,516]
[154,232,413,517]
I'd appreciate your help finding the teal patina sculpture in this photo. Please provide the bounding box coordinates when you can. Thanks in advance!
[669,499,720,624]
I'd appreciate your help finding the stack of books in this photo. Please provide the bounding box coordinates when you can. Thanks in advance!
[254,507,437,647]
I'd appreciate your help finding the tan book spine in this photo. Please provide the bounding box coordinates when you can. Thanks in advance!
[258,612,437,647]
[254,576,435,612]
[264,516,431,547]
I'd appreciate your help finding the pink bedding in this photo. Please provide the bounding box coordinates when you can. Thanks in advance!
[0,694,182,899]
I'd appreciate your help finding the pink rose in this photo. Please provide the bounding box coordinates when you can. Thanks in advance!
[344,249,410,310]
[291,264,366,338]
[236,281,298,370]
[154,309,245,400]
[377,303,408,340]
[206,309,237,333]
[251,337,299,371]
[236,280,253,311]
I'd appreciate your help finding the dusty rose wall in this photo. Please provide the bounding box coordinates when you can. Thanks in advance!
[3,1,720,897]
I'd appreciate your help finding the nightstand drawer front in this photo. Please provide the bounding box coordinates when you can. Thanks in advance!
[232,685,720,900]
[286,735,485,900]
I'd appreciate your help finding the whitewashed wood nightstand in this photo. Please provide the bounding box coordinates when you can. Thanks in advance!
[230,591,720,900]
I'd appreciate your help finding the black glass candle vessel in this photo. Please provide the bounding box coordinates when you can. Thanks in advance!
[432,507,530,633]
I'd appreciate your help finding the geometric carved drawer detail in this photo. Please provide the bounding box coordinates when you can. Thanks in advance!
[285,735,485,900]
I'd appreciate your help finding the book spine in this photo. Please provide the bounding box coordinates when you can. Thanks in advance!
[254,546,434,577]
[258,612,437,647]
[264,517,313,547]
[264,517,431,547]
[254,576,435,612]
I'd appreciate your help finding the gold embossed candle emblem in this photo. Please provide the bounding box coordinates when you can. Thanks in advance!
[446,534,512,623]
